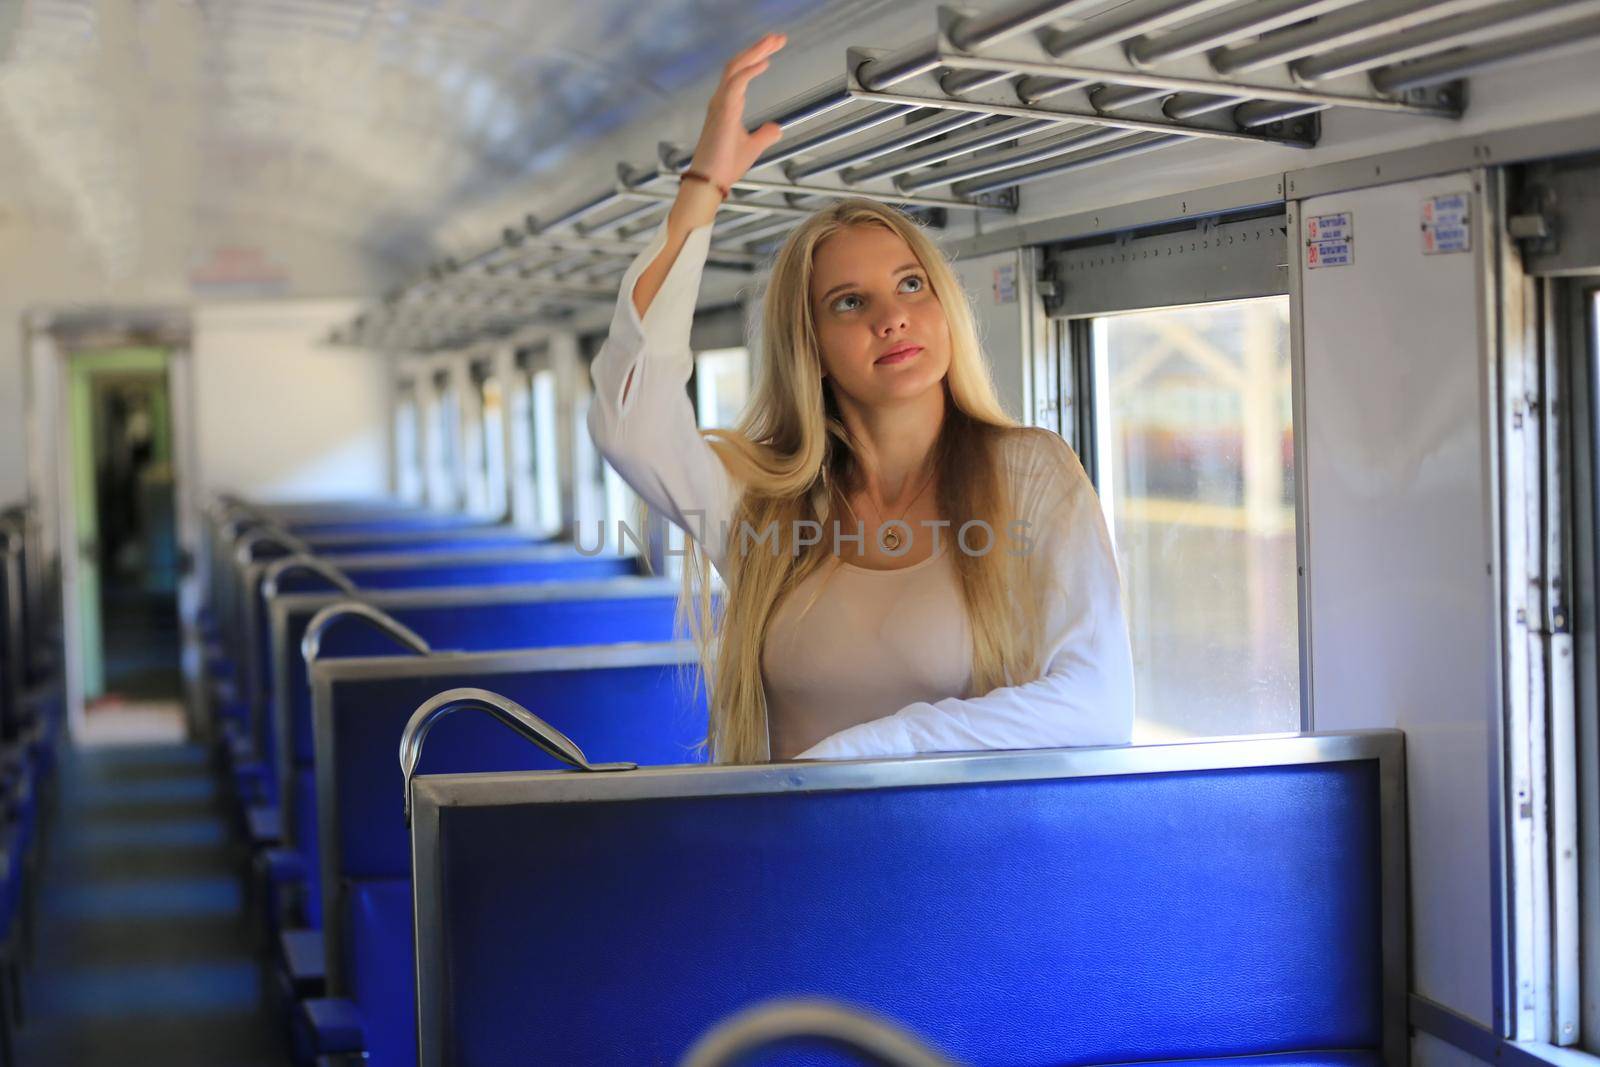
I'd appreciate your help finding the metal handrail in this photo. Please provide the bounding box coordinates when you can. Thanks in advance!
[680,999,958,1067]
[233,526,311,566]
[300,601,432,664]
[262,554,361,599]
[334,0,1600,352]
[399,687,635,824]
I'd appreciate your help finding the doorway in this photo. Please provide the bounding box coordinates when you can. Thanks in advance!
[67,348,185,743]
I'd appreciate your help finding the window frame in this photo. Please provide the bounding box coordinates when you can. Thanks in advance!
[1040,208,1305,741]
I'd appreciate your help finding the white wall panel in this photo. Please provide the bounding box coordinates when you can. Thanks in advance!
[192,301,391,503]
[1299,172,1497,1025]
[951,247,1028,423]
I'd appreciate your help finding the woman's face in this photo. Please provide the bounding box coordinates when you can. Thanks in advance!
[809,224,951,409]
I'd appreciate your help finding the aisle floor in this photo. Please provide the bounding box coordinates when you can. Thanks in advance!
[17,743,288,1066]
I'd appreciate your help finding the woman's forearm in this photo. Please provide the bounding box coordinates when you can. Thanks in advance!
[631,181,725,320]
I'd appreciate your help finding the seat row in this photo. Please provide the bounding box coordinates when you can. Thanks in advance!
[202,494,1410,1067]
[0,504,66,1067]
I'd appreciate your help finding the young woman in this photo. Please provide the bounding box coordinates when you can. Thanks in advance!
[589,33,1134,763]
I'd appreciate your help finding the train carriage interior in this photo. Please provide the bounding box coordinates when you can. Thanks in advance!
[1,0,1599,1064]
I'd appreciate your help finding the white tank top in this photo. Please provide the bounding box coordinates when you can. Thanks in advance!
[761,548,973,759]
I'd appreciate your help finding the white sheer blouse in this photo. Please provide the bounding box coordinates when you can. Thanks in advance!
[586,217,1135,760]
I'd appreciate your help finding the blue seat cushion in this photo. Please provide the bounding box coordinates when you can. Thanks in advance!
[278,928,326,998]
[297,997,364,1054]
[247,805,282,847]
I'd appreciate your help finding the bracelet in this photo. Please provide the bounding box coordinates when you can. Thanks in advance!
[679,169,731,201]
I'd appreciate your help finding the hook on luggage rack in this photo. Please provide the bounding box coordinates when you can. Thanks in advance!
[680,998,959,1067]
[399,687,635,825]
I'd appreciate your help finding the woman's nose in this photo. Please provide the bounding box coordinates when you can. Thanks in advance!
[873,301,909,337]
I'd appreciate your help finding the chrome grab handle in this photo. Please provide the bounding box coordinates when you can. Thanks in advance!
[233,526,311,565]
[399,687,635,825]
[680,999,958,1067]
[263,554,360,599]
[301,601,431,664]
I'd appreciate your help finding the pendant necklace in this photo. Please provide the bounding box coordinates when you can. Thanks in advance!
[840,463,939,553]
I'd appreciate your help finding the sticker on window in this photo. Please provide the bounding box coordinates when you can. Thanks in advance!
[993,263,1017,304]
[1305,212,1353,270]
[1422,192,1471,255]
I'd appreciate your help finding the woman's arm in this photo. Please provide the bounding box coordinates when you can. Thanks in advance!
[587,35,786,573]
[588,225,741,570]
[795,433,1136,759]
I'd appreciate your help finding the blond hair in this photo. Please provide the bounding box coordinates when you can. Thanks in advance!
[675,199,1045,763]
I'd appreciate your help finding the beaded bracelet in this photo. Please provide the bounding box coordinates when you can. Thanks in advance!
[679,169,731,201]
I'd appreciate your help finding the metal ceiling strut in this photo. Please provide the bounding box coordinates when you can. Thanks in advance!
[334,0,1600,352]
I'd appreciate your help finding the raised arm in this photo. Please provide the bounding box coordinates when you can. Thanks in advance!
[587,34,787,575]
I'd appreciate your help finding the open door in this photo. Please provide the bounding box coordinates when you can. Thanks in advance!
[64,347,185,741]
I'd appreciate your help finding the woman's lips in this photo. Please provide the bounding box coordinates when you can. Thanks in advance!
[876,350,928,371]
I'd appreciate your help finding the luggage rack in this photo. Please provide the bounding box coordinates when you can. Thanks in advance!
[332,0,1600,352]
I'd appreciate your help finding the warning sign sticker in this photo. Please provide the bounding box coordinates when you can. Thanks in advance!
[1422,192,1471,255]
[1306,211,1353,270]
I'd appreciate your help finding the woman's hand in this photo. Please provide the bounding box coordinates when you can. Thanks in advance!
[686,33,787,191]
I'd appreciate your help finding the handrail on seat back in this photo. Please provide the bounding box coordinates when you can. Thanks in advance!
[682,999,957,1067]
[399,687,635,824]
[234,526,312,566]
[301,602,432,665]
[263,554,361,599]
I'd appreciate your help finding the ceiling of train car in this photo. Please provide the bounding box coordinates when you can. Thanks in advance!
[0,0,906,296]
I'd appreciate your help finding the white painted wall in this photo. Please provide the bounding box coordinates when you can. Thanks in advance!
[1297,172,1499,1053]
[191,300,392,503]
[952,247,1030,423]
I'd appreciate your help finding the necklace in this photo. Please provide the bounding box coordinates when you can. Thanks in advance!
[839,463,939,553]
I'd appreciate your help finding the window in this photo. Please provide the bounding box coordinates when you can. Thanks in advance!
[1087,297,1299,742]
[467,360,508,520]
[394,378,423,503]
[694,347,751,430]
[528,366,562,537]
[425,368,462,510]
[507,366,538,532]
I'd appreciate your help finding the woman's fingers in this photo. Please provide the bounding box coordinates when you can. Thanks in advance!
[724,59,771,101]
[724,33,785,82]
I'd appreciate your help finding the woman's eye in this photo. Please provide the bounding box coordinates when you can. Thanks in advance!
[899,275,924,293]
[838,275,928,313]
[831,294,862,313]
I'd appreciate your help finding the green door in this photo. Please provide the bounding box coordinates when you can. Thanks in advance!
[69,348,170,700]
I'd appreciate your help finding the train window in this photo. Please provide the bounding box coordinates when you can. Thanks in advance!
[694,347,751,430]
[506,366,538,532]
[528,367,563,537]
[473,365,508,521]
[393,378,423,504]
[1087,297,1298,742]
[425,368,462,510]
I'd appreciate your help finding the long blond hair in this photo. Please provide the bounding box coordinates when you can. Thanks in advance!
[677,199,1043,763]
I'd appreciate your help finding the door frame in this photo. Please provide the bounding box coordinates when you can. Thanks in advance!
[50,337,201,741]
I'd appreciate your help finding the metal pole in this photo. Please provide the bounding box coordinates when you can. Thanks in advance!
[1162,93,1238,120]
[1211,0,1505,75]
[786,110,986,180]
[1370,11,1600,92]
[1232,100,1328,128]
[843,117,1060,185]
[1126,0,1367,66]
[953,132,1183,197]
[1043,0,1238,56]
[859,0,1104,92]
[1294,0,1600,83]
[898,127,1130,192]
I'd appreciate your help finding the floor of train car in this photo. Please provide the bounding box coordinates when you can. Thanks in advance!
[16,744,288,1065]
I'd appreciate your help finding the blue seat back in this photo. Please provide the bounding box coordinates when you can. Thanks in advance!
[346,878,416,1067]
[284,515,484,536]
[274,554,636,594]
[310,534,536,556]
[279,584,681,773]
[292,768,322,928]
[318,647,706,1043]
[413,738,1402,1067]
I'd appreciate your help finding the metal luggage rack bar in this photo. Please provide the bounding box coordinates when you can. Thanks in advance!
[332,0,1600,352]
